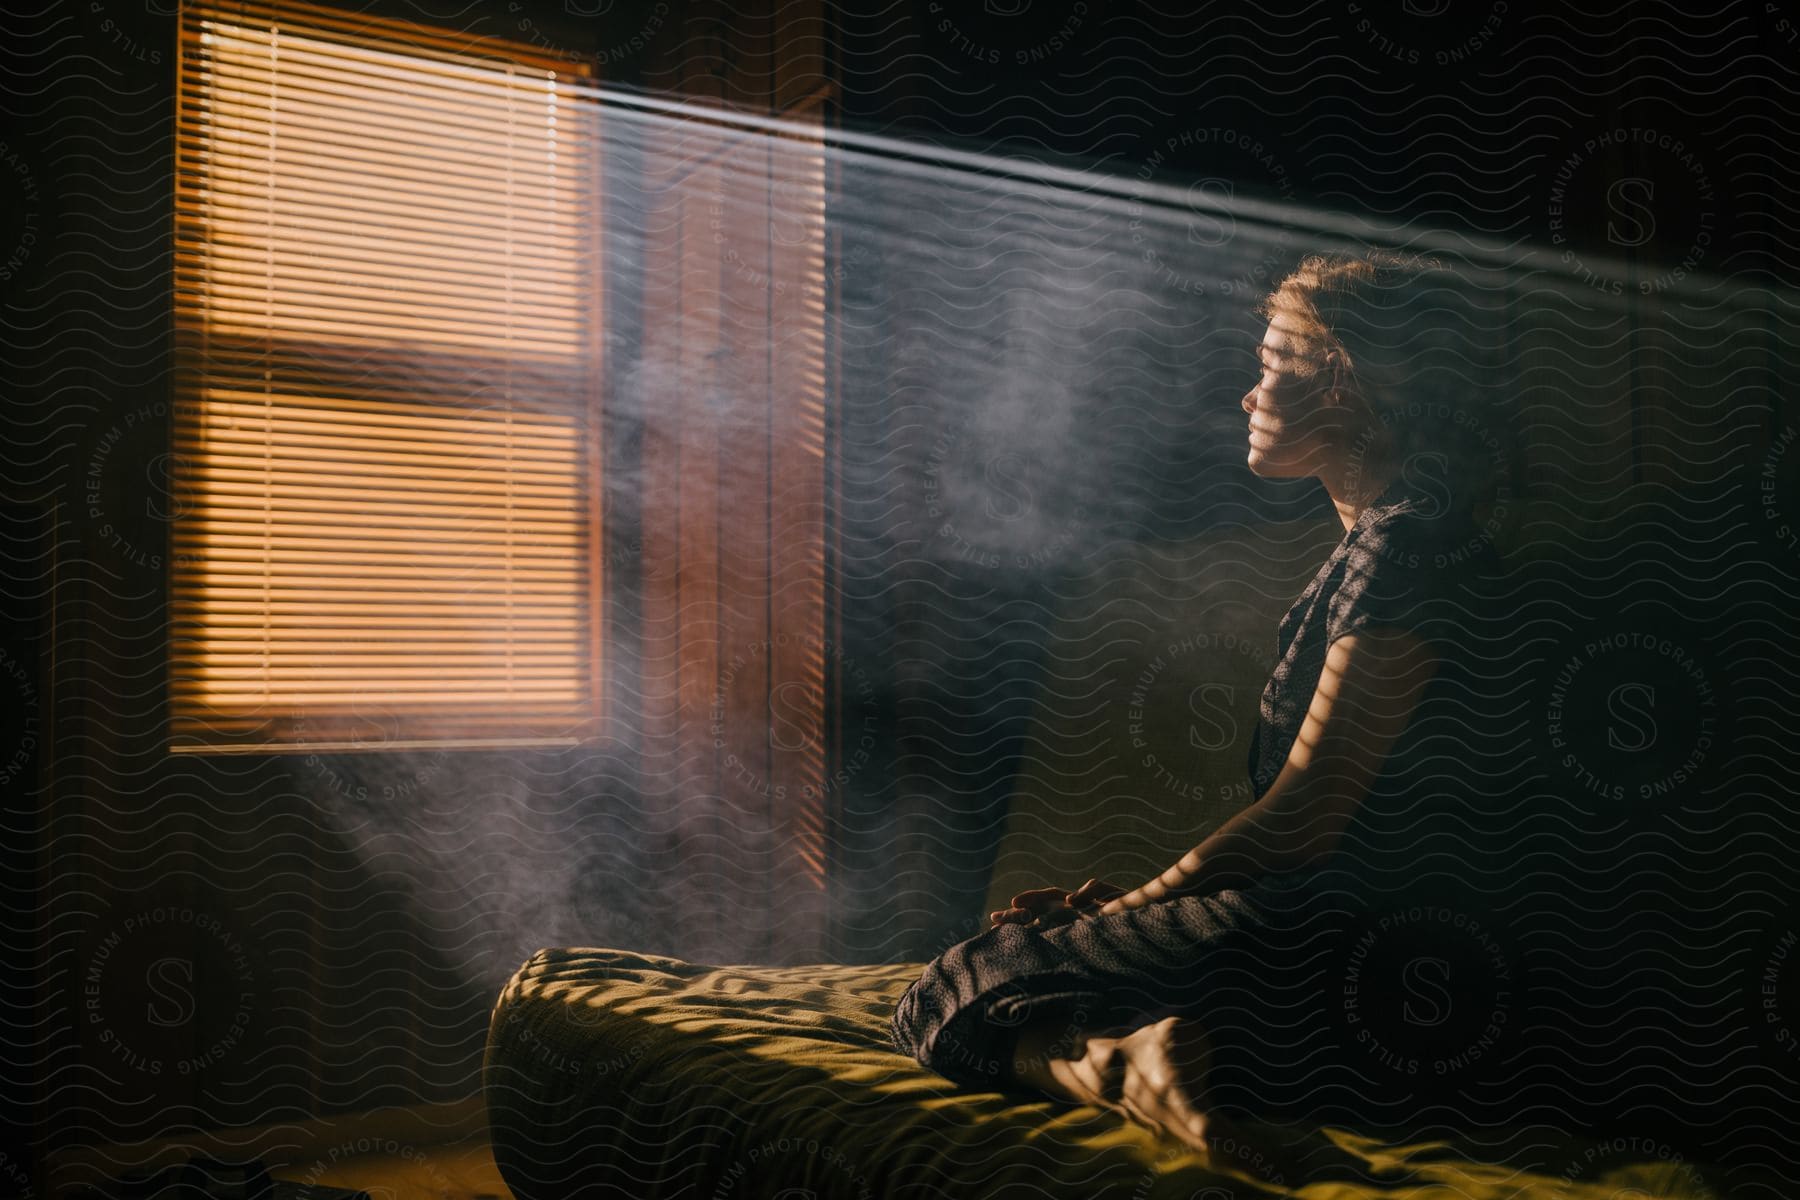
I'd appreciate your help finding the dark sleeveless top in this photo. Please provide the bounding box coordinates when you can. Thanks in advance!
[1246,480,1511,901]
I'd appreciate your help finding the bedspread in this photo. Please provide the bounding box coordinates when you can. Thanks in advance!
[483,947,1757,1200]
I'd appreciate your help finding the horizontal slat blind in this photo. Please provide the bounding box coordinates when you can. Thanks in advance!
[171,0,601,751]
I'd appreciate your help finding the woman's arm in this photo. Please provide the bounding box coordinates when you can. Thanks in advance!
[1096,625,1439,916]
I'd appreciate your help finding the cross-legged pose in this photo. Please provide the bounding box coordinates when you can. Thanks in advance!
[891,250,1524,1147]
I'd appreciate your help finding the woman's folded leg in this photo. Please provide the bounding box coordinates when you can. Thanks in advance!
[890,866,1374,1112]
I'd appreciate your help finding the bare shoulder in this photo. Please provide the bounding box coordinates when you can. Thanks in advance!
[1322,626,1439,684]
[1303,629,1441,771]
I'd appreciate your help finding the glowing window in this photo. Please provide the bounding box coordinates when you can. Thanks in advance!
[171,0,601,751]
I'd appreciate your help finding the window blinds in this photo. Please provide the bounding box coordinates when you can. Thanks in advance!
[171,0,602,751]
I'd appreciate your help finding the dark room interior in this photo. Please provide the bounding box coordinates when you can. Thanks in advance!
[6,0,1800,1196]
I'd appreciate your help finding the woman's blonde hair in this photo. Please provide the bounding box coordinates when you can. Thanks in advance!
[1254,248,1447,401]
[1255,248,1506,508]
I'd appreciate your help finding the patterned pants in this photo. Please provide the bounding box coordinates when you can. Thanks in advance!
[889,863,1725,1134]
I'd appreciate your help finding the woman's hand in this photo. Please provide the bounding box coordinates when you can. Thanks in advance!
[1095,849,1209,917]
[990,878,1128,930]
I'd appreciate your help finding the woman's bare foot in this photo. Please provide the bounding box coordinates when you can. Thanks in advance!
[1013,1014,1217,1149]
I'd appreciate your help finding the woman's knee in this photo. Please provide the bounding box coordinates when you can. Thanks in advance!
[891,923,1121,1085]
[887,926,1008,1060]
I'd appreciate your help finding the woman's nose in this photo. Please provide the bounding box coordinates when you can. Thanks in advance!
[1241,387,1256,416]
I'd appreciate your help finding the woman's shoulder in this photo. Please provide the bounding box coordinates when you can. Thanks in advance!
[1326,483,1500,636]
[1347,481,1494,570]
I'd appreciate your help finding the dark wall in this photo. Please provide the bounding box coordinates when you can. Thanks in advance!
[835,0,1792,284]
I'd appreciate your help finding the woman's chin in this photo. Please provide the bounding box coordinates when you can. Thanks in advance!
[1246,449,1304,480]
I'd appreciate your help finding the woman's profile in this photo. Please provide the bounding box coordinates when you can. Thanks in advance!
[890,249,1520,1146]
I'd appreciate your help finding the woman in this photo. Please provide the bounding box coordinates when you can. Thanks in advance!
[890,250,1516,1147]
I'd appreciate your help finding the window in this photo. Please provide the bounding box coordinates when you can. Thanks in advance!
[170,0,601,751]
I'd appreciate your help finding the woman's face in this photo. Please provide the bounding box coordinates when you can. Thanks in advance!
[1241,318,1342,479]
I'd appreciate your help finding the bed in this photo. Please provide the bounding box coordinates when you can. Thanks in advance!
[482,945,1755,1200]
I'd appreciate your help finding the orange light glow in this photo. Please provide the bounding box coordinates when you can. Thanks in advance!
[172,0,601,749]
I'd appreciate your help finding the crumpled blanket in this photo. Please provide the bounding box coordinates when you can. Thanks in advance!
[483,927,1766,1199]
